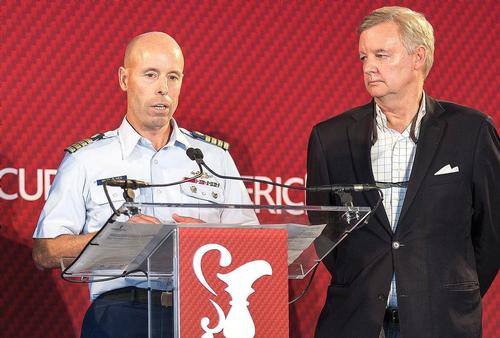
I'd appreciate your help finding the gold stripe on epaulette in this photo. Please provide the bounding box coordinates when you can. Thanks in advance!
[190,131,230,151]
[65,133,105,153]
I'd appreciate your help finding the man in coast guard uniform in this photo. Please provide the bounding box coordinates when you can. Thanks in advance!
[32,32,257,338]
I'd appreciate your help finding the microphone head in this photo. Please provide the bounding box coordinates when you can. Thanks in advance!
[186,147,197,161]
[194,148,204,160]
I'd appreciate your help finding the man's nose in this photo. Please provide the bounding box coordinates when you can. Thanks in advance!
[363,57,377,75]
[157,76,168,95]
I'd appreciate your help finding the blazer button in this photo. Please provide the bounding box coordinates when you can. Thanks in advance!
[377,294,385,300]
[392,241,401,249]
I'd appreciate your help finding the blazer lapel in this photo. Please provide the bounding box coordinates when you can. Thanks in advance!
[347,102,392,234]
[398,97,446,227]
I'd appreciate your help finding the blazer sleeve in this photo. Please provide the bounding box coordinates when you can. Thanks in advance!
[471,117,500,296]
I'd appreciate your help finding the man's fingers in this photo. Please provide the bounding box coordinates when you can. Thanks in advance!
[128,214,162,224]
[172,213,205,224]
[127,213,205,224]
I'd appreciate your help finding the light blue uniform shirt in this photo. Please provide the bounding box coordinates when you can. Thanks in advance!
[34,117,257,299]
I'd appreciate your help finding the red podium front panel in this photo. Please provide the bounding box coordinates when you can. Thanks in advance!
[178,227,289,338]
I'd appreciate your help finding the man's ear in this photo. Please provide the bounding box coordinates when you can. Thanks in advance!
[413,46,426,72]
[118,67,128,91]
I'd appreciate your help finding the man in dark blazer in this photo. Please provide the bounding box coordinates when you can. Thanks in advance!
[307,6,499,338]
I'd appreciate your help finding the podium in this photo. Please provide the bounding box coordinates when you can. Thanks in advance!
[62,202,371,338]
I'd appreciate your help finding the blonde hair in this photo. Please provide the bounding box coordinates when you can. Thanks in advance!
[359,6,435,77]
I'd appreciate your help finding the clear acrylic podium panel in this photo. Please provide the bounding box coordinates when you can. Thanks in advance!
[61,202,371,338]
[62,202,371,282]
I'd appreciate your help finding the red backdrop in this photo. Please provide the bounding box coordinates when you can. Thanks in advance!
[1,0,498,337]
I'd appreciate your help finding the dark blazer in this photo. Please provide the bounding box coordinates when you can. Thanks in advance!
[307,96,500,338]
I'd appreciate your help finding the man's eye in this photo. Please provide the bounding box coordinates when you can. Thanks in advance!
[168,75,180,81]
[145,73,157,78]
[359,56,367,61]
[376,54,388,58]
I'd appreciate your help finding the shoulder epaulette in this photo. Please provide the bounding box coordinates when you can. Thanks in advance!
[190,131,230,151]
[64,133,105,153]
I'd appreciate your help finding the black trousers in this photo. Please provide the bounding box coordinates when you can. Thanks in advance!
[81,287,173,338]
[379,309,401,338]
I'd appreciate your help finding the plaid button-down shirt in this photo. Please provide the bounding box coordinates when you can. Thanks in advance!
[370,94,427,308]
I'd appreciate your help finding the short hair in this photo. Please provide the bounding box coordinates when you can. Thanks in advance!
[359,6,435,78]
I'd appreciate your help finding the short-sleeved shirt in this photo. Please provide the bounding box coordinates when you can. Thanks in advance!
[34,117,258,299]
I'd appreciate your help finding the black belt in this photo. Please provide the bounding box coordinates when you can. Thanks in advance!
[99,287,172,308]
[384,308,399,324]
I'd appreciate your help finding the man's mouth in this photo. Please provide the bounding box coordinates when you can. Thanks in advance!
[151,104,168,110]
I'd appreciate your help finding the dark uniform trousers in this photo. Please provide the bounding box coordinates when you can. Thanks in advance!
[81,287,173,338]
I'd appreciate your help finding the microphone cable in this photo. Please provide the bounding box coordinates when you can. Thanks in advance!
[102,156,205,216]
[188,148,408,192]
[187,148,392,305]
[95,146,398,303]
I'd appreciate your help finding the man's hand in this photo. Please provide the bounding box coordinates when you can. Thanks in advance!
[172,213,205,224]
[128,213,205,224]
[33,233,95,270]
[128,214,162,224]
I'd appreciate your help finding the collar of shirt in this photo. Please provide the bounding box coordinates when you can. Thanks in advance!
[117,117,192,159]
[375,92,427,141]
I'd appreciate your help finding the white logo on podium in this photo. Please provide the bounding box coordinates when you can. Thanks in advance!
[193,244,272,338]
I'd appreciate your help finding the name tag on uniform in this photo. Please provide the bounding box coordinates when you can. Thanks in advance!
[96,175,127,186]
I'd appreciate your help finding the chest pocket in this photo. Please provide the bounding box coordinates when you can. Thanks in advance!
[179,180,224,223]
[90,184,126,205]
[425,171,465,187]
[84,184,137,232]
[88,184,142,215]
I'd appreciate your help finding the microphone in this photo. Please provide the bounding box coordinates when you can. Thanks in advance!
[308,184,381,192]
[103,178,150,189]
[186,147,205,164]
[102,151,207,215]
[308,182,408,191]
[186,147,196,160]
[102,150,206,200]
